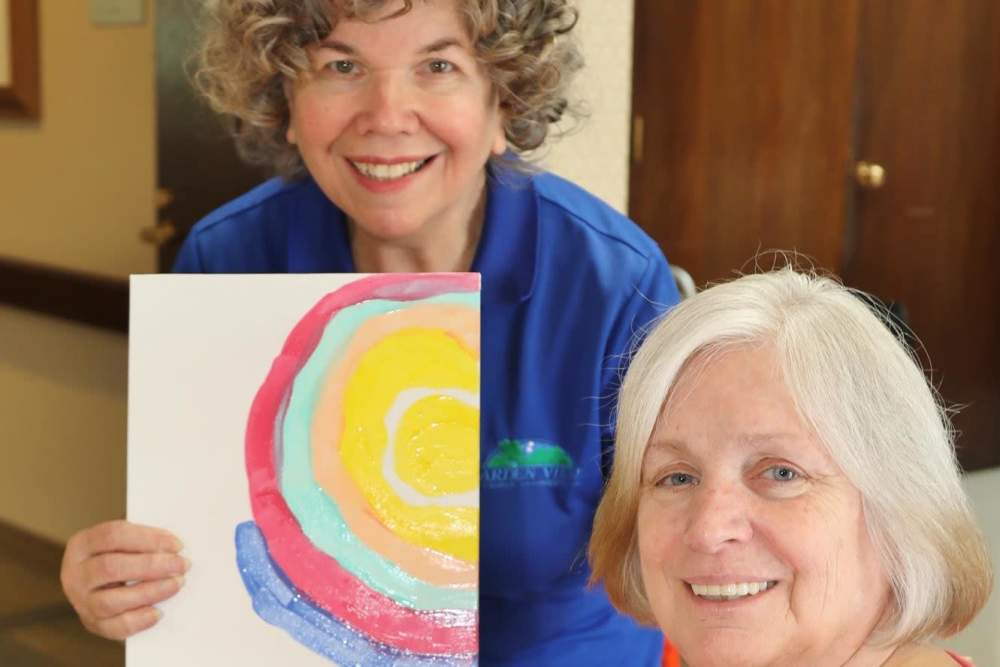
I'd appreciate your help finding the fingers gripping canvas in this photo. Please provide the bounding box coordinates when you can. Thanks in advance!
[127,274,480,666]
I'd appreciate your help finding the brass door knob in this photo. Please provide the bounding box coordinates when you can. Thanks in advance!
[856,162,887,189]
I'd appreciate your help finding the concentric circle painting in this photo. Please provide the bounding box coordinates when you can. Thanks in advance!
[234,274,480,665]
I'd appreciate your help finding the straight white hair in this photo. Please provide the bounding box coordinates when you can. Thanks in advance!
[590,266,991,643]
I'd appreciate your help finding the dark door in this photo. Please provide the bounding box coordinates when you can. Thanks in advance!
[155,0,269,271]
[630,0,1000,470]
[843,0,1000,471]
[630,0,861,281]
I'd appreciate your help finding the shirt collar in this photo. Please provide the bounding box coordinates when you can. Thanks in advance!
[472,168,538,304]
[286,178,355,273]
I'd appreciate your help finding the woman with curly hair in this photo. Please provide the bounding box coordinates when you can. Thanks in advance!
[60,1,680,663]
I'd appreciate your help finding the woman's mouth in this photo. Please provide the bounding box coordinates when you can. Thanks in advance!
[348,156,435,182]
[688,580,778,602]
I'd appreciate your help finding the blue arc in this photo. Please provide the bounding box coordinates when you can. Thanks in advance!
[234,521,475,666]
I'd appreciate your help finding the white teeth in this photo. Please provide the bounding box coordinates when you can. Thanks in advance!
[690,581,773,601]
[351,159,428,181]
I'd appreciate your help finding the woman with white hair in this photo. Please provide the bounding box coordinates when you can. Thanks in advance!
[589,267,992,666]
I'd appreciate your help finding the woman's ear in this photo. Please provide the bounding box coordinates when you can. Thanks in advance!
[492,123,507,156]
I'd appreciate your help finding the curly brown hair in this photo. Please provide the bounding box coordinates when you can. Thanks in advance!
[195,0,584,177]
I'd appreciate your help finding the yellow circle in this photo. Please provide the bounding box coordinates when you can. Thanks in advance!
[339,327,479,562]
[395,396,478,497]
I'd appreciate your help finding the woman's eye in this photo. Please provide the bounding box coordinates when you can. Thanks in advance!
[330,60,355,74]
[659,472,698,487]
[428,59,455,74]
[764,466,799,482]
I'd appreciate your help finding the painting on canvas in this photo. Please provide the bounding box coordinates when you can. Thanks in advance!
[127,274,479,666]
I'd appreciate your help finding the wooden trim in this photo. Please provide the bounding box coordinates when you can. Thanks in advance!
[0,0,41,118]
[0,256,128,332]
[0,518,64,573]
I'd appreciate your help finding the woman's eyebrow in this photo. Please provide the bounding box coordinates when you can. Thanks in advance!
[740,433,835,468]
[644,433,806,461]
[738,432,800,448]
[420,37,463,54]
[316,37,463,56]
[316,38,355,54]
[644,439,687,458]
[640,440,686,481]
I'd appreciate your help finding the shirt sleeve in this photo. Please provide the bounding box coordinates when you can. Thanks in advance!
[599,250,681,480]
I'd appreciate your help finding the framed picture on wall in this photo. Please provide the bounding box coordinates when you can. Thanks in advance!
[0,0,40,118]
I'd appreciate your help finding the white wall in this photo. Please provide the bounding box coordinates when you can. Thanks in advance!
[541,0,634,214]
[941,467,1000,665]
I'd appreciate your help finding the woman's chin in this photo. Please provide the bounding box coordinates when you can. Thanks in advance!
[673,629,780,667]
[684,649,776,667]
[351,215,429,243]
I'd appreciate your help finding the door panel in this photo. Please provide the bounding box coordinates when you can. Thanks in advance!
[630,0,861,282]
[844,0,1000,470]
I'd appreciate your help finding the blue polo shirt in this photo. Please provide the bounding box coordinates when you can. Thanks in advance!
[174,170,679,666]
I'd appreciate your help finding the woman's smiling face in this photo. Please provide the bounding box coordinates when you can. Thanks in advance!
[285,0,506,243]
[637,344,891,667]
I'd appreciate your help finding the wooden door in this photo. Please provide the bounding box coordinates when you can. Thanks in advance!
[155,0,268,271]
[630,0,862,282]
[630,0,1000,470]
[843,0,1000,471]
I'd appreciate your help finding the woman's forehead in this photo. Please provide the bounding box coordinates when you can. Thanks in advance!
[646,345,836,467]
[328,0,462,25]
[661,344,784,416]
[322,0,471,48]
[642,430,825,466]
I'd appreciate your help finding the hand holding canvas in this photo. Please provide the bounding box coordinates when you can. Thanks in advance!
[60,520,189,640]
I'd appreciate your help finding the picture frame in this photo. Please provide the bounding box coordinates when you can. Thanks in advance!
[0,0,40,119]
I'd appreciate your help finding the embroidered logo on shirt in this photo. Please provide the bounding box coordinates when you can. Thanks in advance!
[482,438,581,488]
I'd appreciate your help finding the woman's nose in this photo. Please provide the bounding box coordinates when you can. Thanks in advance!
[355,71,420,136]
[682,483,753,553]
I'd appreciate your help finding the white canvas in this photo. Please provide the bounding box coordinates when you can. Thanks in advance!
[127,274,480,666]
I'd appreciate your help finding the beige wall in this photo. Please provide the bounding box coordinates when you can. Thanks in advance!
[0,0,154,542]
[0,305,128,542]
[0,0,155,277]
[541,0,634,213]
